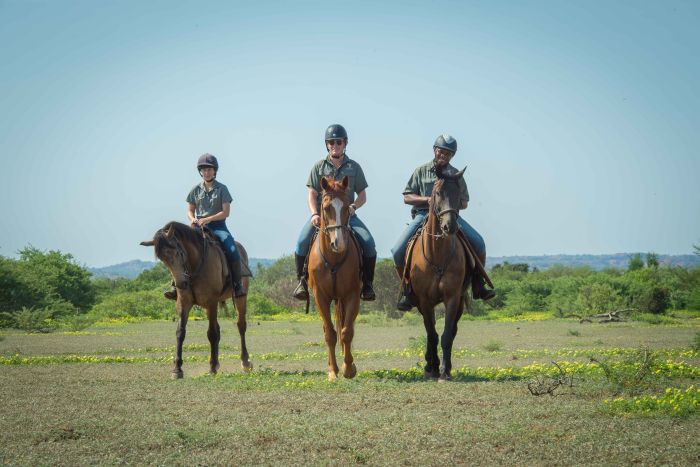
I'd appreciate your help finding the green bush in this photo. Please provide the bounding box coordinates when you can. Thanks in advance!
[13,307,57,333]
[91,290,174,320]
[247,293,288,316]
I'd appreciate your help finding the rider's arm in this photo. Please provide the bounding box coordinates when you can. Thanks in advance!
[403,193,430,208]
[353,190,367,209]
[187,203,197,223]
[196,203,230,226]
[307,188,319,216]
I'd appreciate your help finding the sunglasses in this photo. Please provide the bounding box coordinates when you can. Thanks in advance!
[326,139,345,146]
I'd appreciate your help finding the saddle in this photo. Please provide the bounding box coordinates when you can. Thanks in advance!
[199,227,253,278]
[401,221,476,292]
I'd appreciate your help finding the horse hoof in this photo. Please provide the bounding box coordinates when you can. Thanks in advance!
[172,370,184,379]
[424,370,439,380]
[342,363,357,379]
[328,372,338,382]
[241,361,254,372]
[438,373,452,382]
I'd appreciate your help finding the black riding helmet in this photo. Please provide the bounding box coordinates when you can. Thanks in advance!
[325,124,347,141]
[433,134,457,154]
[197,153,219,177]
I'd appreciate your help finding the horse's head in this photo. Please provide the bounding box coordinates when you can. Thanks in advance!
[140,223,190,290]
[320,176,351,253]
[430,166,466,235]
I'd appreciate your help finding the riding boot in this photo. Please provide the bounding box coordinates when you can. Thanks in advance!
[472,274,496,301]
[395,265,414,311]
[230,258,246,298]
[164,280,177,301]
[292,253,309,301]
[361,256,377,301]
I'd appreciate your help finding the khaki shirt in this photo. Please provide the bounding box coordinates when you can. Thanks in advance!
[306,155,368,211]
[403,161,469,207]
[186,180,233,219]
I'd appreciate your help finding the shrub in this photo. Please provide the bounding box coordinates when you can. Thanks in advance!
[13,307,57,333]
[91,290,173,320]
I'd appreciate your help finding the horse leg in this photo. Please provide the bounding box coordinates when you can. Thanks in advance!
[340,296,360,379]
[205,302,221,375]
[234,294,253,371]
[316,298,339,381]
[173,299,192,379]
[419,303,440,379]
[439,295,464,381]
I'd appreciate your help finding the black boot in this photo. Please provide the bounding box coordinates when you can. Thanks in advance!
[292,254,309,301]
[361,256,376,301]
[231,258,246,298]
[164,280,177,300]
[396,282,414,311]
[472,275,496,301]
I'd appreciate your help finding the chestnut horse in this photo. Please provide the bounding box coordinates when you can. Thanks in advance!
[140,221,252,378]
[405,167,474,380]
[308,176,362,381]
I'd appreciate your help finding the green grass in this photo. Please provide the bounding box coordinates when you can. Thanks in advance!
[0,317,698,465]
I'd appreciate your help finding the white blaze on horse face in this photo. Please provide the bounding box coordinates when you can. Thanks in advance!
[330,197,345,249]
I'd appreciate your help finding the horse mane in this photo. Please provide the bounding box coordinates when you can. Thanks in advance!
[153,221,202,258]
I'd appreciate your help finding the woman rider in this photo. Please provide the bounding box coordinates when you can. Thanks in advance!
[292,124,377,301]
[164,153,245,299]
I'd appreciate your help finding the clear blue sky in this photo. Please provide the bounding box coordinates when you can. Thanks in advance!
[1,0,698,267]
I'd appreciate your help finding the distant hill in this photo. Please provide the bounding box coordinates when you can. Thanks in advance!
[486,253,700,271]
[90,257,277,279]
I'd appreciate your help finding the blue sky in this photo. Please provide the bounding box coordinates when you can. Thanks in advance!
[1,0,698,266]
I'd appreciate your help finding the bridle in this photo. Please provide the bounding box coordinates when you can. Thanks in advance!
[162,230,208,288]
[421,179,460,276]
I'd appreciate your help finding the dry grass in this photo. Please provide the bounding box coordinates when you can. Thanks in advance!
[0,317,698,466]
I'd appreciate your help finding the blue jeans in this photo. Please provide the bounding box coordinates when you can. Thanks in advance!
[391,210,485,269]
[295,215,376,258]
[206,221,240,263]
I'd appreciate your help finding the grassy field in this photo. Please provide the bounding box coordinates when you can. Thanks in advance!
[0,315,698,466]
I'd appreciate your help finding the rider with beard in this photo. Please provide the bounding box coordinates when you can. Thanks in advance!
[391,134,496,311]
[164,153,245,300]
[292,124,377,302]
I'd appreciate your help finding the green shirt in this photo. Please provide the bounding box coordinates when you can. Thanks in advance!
[306,155,368,211]
[403,161,469,208]
[186,180,233,219]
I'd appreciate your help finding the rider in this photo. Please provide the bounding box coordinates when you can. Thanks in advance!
[391,134,496,310]
[164,153,246,300]
[293,124,377,301]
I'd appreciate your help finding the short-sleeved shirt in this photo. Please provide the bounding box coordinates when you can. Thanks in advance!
[403,161,469,208]
[306,155,368,211]
[186,180,233,219]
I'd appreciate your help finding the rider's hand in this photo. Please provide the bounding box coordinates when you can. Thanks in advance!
[311,214,320,227]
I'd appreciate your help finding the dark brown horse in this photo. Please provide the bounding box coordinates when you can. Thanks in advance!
[405,167,475,380]
[140,221,252,378]
[307,176,362,381]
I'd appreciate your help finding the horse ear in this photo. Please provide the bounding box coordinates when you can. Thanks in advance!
[164,226,174,239]
[320,176,330,192]
[140,240,155,246]
[341,175,348,189]
[454,166,467,178]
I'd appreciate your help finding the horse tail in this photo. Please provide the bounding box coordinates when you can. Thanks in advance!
[334,300,345,355]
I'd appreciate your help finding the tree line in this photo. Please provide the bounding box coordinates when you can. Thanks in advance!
[1,246,698,331]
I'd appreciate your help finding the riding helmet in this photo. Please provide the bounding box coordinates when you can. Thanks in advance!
[197,153,219,171]
[433,134,457,154]
[325,124,348,141]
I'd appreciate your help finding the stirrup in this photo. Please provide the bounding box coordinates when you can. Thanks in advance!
[164,288,177,301]
[293,278,309,301]
[397,294,413,311]
[361,283,376,301]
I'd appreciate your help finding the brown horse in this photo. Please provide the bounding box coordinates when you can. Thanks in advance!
[405,166,474,381]
[140,221,252,378]
[307,176,362,381]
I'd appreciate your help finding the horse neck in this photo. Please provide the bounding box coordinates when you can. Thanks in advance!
[181,236,203,274]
